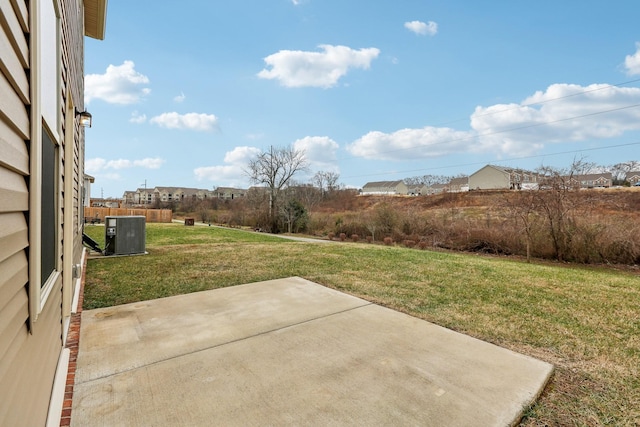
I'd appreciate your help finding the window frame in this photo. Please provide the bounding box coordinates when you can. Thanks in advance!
[29,0,63,326]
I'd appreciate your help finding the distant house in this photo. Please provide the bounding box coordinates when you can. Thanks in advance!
[90,198,120,208]
[627,170,640,186]
[469,165,538,190]
[83,174,95,207]
[135,187,155,204]
[123,191,137,204]
[361,180,409,195]
[155,186,181,202]
[572,173,612,189]
[448,177,469,193]
[175,187,214,202]
[214,187,247,200]
[123,186,214,205]
[407,185,427,196]
[424,183,447,195]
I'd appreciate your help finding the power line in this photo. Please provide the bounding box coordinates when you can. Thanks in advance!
[435,77,640,128]
[343,141,640,179]
[334,82,640,164]
[349,103,640,159]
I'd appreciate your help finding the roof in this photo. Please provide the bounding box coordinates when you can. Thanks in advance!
[449,177,468,185]
[215,187,247,193]
[362,180,405,189]
[575,173,612,181]
[84,0,108,40]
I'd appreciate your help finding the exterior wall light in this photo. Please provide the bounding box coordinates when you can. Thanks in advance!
[75,108,92,127]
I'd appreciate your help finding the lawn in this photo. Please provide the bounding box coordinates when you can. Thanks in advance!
[83,223,640,426]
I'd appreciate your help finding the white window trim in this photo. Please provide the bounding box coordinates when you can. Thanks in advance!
[29,0,63,328]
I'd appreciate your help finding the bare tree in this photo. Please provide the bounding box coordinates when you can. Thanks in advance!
[312,171,340,198]
[404,174,452,186]
[245,146,309,230]
[610,160,640,184]
[534,159,592,261]
[503,191,538,262]
[287,181,322,211]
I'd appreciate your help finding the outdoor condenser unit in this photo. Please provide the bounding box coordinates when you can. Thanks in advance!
[104,216,146,256]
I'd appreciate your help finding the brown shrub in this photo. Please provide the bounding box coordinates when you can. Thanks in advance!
[339,233,346,241]
[351,234,359,242]
[383,237,393,246]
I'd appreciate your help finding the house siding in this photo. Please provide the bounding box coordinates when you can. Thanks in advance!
[469,165,509,190]
[0,0,34,423]
[0,0,94,424]
[361,180,408,195]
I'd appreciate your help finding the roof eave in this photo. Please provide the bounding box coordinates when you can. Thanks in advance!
[84,0,108,40]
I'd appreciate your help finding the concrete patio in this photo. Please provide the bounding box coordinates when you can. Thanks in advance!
[71,277,553,426]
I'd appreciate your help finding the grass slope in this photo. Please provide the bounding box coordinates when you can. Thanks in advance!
[83,224,640,426]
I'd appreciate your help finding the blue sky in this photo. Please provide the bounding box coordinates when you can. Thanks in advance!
[84,1,640,198]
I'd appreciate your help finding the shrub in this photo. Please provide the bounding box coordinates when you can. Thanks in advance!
[339,233,346,241]
[366,236,373,243]
[383,237,393,246]
[328,232,335,241]
[404,240,416,248]
[351,234,359,242]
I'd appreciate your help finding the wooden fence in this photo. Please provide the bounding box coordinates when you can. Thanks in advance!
[84,207,173,223]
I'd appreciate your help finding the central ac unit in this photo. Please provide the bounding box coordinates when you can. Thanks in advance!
[104,216,146,256]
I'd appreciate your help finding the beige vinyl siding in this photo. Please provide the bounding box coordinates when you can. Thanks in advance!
[0,0,63,425]
[469,165,509,190]
[0,280,62,427]
[1,0,98,422]
[0,0,38,422]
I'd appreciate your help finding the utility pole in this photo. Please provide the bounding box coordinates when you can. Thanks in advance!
[141,179,147,204]
[269,146,273,220]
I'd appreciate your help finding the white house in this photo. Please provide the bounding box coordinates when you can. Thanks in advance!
[361,180,409,195]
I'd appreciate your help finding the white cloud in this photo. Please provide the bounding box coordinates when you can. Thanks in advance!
[472,83,640,155]
[174,92,186,103]
[85,158,107,173]
[348,127,473,161]
[85,60,151,104]
[293,136,340,172]
[224,146,262,165]
[624,42,640,76]
[106,159,133,170]
[133,158,165,169]
[194,146,260,182]
[257,44,380,88]
[348,83,640,161]
[85,157,165,173]
[130,111,147,124]
[149,112,219,131]
[404,20,438,36]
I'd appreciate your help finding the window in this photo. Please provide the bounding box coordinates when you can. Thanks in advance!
[41,128,58,287]
[41,0,60,139]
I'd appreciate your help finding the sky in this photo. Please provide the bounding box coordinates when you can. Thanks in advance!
[84,1,640,198]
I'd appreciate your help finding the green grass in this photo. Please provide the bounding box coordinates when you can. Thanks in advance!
[83,223,640,426]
